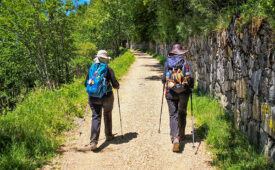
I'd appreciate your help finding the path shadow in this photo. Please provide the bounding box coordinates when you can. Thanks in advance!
[145,75,162,81]
[143,64,164,73]
[143,64,162,68]
[154,69,164,73]
[58,145,84,154]
[95,132,138,152]
[132,53,147,56]
[145,68,163,73]
[138,56,156,59]
[176,134,202,154]
[74,132,138,153]
[176,124,208,154]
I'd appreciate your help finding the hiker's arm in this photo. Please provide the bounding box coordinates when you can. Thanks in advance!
[108,68,120,89]
[162,62,167,84]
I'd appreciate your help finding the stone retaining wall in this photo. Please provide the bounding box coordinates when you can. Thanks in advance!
[131,16,275,161]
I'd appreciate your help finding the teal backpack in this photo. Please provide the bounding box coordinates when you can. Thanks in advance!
[86,63,112,98]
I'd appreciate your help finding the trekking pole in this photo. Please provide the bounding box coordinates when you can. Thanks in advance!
[191,93,195,148]
[117,89,123,138]
[79,103,89,137]
[158,84,165,133]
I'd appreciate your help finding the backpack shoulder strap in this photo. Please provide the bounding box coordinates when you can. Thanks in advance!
[89,63,101,79]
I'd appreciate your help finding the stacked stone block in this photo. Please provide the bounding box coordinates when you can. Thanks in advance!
[131,16,275,161]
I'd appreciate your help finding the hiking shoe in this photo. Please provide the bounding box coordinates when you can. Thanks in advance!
[90,142,97,151]
[172,138,180,152]
[106,134,115,141]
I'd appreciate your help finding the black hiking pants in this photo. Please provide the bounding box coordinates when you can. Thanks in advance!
[166,90,190,143]
[89,91,114,144]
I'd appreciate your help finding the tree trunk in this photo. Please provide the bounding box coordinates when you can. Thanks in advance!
[36,14,52,90]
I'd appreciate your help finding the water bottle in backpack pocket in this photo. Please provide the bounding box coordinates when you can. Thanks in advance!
[86,63,112,98]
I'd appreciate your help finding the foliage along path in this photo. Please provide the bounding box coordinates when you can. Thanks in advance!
[43,51,213,169]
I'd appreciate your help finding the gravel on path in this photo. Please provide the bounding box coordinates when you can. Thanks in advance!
[43,51,214,170]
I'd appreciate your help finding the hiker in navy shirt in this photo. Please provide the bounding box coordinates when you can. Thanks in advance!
[85,50,119,151]
[162,44,194,152]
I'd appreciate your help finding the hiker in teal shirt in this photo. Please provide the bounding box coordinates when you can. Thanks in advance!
[85,50,119,151]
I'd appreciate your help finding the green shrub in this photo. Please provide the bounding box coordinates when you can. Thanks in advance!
[109,51,135,80]
[138,0,274,42]
[71,42,97,77]
[0,50,135,169]
[106,47,128,59]
[119,47,127,55]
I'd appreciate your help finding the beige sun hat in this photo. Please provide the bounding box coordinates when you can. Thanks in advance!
[94,50,111,63]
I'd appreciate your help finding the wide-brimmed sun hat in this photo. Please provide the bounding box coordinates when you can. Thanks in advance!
[96,50,111,60]
[169,44,188,56]
[94,50,111,63]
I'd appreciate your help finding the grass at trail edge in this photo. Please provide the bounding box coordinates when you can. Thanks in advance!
[109,51,136,80]
[144,50,273,169]
[189,88,273,169]
[0,51,135,170]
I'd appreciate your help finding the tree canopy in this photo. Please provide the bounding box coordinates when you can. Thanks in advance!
[0,0,274,113]
[0,0,75,113]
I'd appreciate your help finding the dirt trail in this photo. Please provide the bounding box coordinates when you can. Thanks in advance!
[44,51,213,170]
